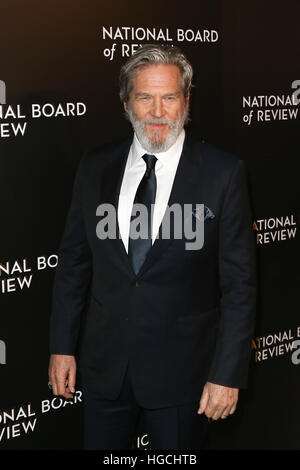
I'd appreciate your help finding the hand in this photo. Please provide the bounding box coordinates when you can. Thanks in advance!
[48,354,76,399]
[198,381,239,421]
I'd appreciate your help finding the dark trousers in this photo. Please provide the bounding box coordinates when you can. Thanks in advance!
[83,361,208,450]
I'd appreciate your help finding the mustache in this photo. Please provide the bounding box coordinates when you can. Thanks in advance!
[141,118,178,128]
[143,118,170,125]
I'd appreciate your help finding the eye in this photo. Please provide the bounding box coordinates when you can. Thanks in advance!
[164,95,176,102]
[137,95,151,102]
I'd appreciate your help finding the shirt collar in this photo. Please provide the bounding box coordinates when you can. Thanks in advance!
[129,128,186,171]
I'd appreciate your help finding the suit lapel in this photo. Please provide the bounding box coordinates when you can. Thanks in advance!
[99,137,136,276]
[99,133,203,277]
[138,134,203,276]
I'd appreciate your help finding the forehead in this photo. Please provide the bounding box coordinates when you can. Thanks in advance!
[132,64,182,92]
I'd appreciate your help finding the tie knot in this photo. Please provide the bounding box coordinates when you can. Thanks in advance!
[142,154,157,172]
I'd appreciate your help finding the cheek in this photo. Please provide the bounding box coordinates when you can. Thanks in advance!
[132,102,150,119]
[164,104,184,121]
[176,103,186,117]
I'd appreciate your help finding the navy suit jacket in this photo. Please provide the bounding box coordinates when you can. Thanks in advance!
[50,132,257,408]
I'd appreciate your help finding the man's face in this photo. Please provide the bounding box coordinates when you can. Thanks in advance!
[124,64,189,153]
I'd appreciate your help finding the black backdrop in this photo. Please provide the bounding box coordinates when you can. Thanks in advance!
[0,0,299,451]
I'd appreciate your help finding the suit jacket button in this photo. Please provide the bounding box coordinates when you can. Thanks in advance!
[135,280,140,287]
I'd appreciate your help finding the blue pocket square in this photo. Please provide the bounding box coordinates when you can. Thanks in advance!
[192,205,215,221]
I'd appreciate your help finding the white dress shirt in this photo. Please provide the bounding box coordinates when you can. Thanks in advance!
[117,129,185,253]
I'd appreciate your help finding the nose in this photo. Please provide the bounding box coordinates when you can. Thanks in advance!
[151,97,164,118]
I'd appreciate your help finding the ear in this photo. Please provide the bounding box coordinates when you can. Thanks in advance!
[185,91,190,107]
[123,101,128,112]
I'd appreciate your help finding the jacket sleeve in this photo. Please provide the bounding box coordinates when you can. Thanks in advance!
[49,153,93,355]
[207,159,257,388]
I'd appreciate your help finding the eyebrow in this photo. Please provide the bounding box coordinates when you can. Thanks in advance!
[134,93,151,98]
[134,91,181,98]
[162,92,181,98]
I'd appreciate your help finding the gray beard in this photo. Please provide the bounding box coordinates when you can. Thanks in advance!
[126,108,188,153]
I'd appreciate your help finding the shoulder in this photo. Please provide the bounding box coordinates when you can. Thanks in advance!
[83,135,133,166]
[186,134,245,185]
[73,135,132,181]
[187,134,240,168]
[70,136,132,183]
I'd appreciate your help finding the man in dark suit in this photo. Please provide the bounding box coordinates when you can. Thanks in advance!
[48,44,256,450]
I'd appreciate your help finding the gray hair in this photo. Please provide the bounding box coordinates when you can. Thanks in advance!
[119,44,193,103]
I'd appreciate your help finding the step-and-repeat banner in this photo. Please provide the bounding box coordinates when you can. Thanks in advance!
[1,0,299,450]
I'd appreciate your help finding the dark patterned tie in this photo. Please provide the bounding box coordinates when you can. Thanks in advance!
[128,154,157,274]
